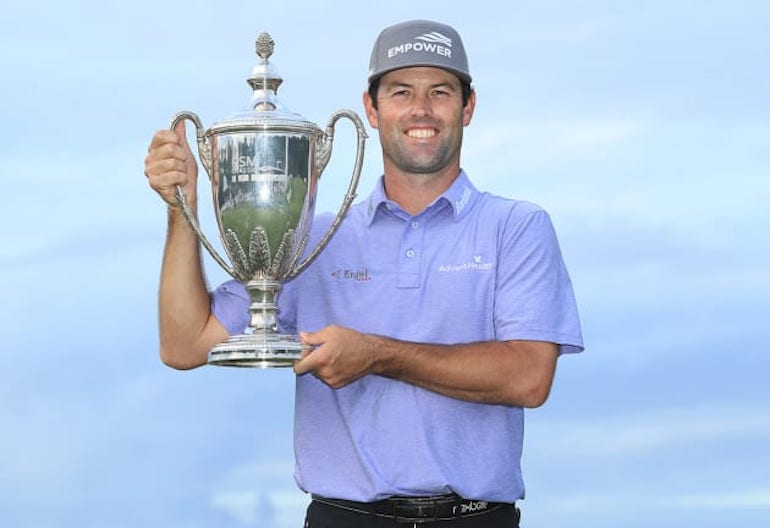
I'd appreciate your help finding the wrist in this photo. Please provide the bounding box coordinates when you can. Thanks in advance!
[166,203,199,236]
[167,195,197,216]
[365,334,394,377]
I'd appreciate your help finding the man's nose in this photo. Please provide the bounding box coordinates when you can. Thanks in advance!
[410,94,431,116]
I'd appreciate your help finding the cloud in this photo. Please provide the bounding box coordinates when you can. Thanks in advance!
[209,491,273,526]
[531,487,770,520]
[208,459,307,528]
[532,405,770,458]
[466,117,642,172]
[0,225,161,268]
[209,489,307,528]
[668,489,770,509]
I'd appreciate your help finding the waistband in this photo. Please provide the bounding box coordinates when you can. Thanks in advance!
[311,493,511,523]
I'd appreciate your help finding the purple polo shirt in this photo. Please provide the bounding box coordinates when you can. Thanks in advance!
[211,171,583,503]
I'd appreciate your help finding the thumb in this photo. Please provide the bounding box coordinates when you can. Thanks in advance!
[299,330,322,347]
[172,118,186,138]
[172,119,193,153]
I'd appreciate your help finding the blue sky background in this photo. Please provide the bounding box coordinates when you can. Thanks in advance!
[1,1,768,527]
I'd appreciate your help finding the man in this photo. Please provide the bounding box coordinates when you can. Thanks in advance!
[145,19,583,527]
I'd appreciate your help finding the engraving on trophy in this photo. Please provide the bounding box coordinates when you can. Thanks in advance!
[214,132,311,281]
[169,32,367,368]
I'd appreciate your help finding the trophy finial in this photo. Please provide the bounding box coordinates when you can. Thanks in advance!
[247,32,283,110]
[256,32,275,61]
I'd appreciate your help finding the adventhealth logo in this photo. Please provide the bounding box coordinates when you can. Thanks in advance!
[438,255,494,273]
[388,31,453,59]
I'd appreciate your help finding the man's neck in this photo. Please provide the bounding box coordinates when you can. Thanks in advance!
[382,165,461,216]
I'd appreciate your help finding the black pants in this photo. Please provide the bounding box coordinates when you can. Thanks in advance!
[303,499,521,528]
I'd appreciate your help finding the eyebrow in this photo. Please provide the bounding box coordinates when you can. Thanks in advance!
[383,81,457,91]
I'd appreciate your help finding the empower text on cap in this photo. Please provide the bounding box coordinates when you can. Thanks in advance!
[368,20,472,85]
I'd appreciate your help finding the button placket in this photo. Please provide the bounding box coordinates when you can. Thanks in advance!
[397,217,423,288]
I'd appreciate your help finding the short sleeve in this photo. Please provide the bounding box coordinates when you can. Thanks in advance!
[494,207,584,354]
[210,279,250,335]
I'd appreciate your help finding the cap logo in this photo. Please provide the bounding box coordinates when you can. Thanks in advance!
[387,31,453,60]
[416,31,452,47]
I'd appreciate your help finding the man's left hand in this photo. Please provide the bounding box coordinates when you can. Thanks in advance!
[293,326,375,389]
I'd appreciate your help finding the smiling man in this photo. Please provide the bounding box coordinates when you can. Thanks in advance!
[144,19,583,528]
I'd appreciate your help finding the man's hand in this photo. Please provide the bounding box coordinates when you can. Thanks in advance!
[144,120,199,209]
[293,326,376,389]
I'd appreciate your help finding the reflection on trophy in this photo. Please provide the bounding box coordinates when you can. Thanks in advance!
[171,32,366,368]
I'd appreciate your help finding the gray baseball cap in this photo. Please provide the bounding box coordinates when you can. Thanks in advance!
[367,20,471,85]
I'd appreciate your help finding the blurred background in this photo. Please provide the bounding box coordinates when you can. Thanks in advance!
[1,1,768,526]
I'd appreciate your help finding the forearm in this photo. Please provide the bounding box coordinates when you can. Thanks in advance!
[158,207,224,369]
[368,336,558,407]
[297,326,559,407]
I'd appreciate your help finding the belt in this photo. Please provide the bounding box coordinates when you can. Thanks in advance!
[312,493,509,523]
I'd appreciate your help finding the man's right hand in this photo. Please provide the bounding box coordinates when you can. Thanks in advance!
[144,120,199,209]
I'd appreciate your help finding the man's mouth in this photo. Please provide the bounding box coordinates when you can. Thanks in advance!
[406,128,437,139]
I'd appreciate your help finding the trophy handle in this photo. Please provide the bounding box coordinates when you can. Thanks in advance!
[168,111,237,278]
[289,109,367,278]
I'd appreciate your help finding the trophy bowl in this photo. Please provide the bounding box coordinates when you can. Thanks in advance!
[171,32,366,368]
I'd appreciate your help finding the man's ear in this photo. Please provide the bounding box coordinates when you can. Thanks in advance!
[462,89,477,127]
[363,91,379,129]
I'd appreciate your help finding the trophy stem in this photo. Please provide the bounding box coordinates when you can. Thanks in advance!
[207,278,305,368]
[246,278,281,331]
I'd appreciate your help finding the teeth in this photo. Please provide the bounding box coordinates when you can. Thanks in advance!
[407,128,435,139]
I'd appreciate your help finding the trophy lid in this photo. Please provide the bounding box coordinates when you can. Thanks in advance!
[209,32,319,134]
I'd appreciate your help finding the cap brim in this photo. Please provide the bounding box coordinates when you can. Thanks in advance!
[368,64,472,85]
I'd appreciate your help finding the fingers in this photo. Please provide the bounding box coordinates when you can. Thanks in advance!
[148,128,182,153]
[144,127,197,206]
[148,118,189,151]
[293,331,319,375]
[147,128,189,159]
[145,131,186,175]
[293,353,316,376]
[292,327,370,390]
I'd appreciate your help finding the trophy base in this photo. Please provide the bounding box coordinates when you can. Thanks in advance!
[208,333,305,368]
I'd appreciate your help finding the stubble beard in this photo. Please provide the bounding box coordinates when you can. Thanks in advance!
[382,128,461,176]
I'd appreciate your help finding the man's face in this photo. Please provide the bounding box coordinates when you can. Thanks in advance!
[364,67,475,177]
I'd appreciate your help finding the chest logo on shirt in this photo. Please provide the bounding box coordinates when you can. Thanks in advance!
[331,268,372,282]
[437,254,494,273]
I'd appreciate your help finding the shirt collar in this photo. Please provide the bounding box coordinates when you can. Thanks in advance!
[363,170,479,226]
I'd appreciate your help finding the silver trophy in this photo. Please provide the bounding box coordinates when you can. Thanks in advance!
[171,32,366,368]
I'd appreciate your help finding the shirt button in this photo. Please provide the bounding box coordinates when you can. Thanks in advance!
[406,249,416,258]
[411,221,419,229]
